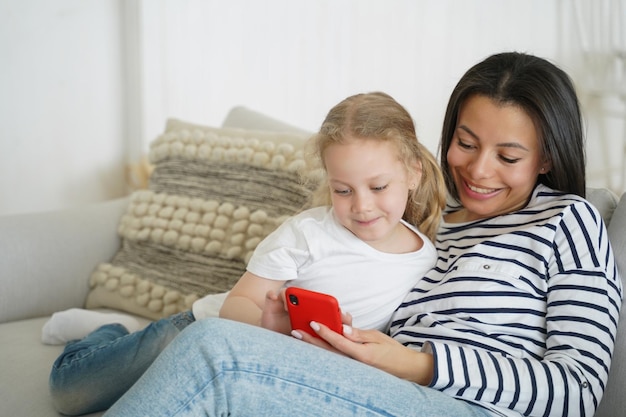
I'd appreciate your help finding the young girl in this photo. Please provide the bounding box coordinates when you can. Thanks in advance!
[218,91,445,333]
[47,91,446,416]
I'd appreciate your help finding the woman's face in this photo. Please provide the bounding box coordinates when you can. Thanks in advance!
[446,95,550,222]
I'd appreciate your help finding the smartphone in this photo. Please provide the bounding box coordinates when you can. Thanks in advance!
[285,287,343,338]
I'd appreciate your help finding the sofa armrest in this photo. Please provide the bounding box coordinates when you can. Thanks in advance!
[587,187,619,226]
[596,192,626,417]
[0,197,129,324]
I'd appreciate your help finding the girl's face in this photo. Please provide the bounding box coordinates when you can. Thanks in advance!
[446,95,550,222]
[323,136,419,251]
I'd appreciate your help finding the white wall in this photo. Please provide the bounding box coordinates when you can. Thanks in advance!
[0,0,128,216]
[1,0,624,216]
[138,0,564,155]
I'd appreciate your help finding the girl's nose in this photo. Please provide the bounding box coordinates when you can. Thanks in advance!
[351,191,372,212]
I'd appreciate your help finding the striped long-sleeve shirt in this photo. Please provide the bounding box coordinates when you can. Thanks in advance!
[390,184,622,417]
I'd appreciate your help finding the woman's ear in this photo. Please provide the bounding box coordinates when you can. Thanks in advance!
[539,160,552,174]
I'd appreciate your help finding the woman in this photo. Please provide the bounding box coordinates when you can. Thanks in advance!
[104,52,622,417]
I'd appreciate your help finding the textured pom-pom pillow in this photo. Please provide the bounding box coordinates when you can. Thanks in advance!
[85,118,313,320]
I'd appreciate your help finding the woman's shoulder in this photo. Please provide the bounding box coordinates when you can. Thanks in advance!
[531,184,603,224]
[533,184,593,206]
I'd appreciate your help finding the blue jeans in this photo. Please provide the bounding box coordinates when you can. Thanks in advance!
[49,311,195,416]
[105,318,493,417]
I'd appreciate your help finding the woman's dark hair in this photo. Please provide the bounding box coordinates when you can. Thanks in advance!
[439,52,586,199]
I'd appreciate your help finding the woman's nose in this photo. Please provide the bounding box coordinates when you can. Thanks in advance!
[467,152,492,179]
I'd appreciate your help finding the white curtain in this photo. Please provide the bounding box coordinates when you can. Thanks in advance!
[569,0,626,192]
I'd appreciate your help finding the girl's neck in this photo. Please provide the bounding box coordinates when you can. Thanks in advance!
[366,222,424,254]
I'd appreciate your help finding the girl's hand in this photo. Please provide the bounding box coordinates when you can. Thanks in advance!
[260,289,292,334]
[219,272,285,327]
[292,322,434,385]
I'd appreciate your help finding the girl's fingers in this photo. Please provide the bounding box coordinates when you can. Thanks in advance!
[340,310,353,326]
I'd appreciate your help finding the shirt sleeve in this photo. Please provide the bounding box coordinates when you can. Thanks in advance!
[245,216,311,282]
[426,201,623,416]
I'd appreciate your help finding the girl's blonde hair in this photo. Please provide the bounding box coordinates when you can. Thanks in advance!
[303,92,446,241]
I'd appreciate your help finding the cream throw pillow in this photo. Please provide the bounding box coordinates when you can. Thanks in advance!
[85,119,313,320]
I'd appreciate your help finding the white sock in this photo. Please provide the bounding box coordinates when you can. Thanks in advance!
[41,308,142,345]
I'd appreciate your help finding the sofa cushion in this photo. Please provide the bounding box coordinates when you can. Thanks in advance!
[85,119,313,320]
[0,310,150,417]
[0,317,79,416]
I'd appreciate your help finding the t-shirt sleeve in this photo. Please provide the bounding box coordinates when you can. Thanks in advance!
[245,216,311,282]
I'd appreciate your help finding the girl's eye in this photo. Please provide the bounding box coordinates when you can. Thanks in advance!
[333,189,351,196]
[372,185,388,192]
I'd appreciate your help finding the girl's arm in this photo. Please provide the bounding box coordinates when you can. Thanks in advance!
[219,271,285,327]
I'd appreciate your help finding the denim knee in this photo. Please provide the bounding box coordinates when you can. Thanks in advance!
[49,376,102,416]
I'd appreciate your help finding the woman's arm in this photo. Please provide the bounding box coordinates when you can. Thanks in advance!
[292,321,434,386]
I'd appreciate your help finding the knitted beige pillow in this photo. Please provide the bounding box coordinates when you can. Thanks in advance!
[85,119,313,320]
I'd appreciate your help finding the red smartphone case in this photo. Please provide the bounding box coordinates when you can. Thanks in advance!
[285,287,343,338]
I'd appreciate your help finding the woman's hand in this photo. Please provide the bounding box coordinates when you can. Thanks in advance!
[292,322,434,386]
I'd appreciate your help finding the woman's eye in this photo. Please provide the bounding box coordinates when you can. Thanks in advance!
[499,155,521,164]
[456,138,473,149]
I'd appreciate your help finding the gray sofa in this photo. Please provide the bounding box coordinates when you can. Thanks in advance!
[1,106,626,417]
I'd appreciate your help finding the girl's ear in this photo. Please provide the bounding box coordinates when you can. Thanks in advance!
[408,160,423,190]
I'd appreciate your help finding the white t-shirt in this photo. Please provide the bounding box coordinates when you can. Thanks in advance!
[235,206,436,331]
